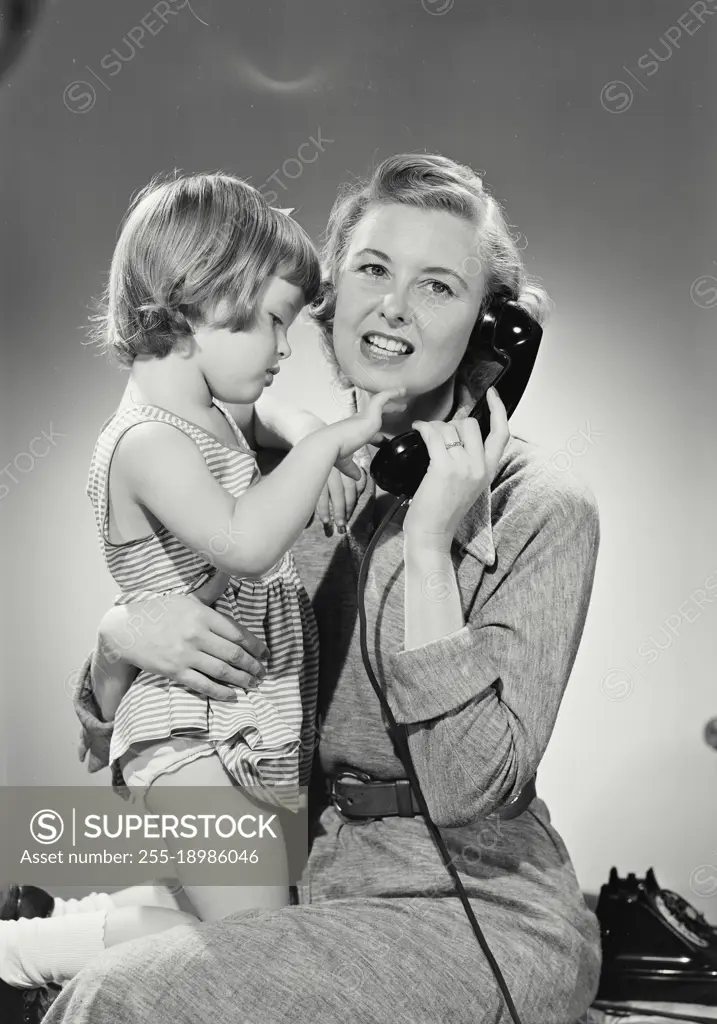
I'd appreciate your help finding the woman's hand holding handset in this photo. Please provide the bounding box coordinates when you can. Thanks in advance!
[401,388,510,650]
[402,388,509,548]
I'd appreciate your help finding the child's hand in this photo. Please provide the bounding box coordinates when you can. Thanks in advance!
[316,465,368,533]
[330,389,406,462]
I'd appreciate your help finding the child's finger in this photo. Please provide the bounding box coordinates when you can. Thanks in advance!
[316,485,331,526]
[328,470,347,528]
[343,475,358,520]
[365,387,406,421]
[335,455,362,481]
[355,467,368,499]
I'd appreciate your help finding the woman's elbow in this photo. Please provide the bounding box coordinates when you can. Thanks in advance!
[423,748,535,827]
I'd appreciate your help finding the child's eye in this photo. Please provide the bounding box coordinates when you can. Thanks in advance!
[358,263,388,278]
[270,314,284,327]
[426,280,455,298]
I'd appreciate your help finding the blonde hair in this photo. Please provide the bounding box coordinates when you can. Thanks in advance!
[310,154,551,392]
[90,172,321,366]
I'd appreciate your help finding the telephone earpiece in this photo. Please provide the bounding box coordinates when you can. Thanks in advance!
[369,298,544,498]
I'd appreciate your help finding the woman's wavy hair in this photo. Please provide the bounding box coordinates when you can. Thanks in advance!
[89,172,321,367]
[1,885,61,1023]
[309,153,551,396]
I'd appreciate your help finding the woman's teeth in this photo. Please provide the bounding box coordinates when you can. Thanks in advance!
[364,333,411,355]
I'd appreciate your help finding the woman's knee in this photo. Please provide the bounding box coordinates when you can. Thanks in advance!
[44,948,137,1022]
[46,925,201,1023]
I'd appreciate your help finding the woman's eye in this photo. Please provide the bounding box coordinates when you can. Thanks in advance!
[359,263,388,278]
[426,280,455,297]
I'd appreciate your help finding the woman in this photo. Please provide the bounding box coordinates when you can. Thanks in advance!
[47,154,601,1024]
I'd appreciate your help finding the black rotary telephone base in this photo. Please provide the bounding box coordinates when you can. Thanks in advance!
[596,868,717,1008]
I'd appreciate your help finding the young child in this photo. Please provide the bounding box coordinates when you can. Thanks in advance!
[85,172,402,924]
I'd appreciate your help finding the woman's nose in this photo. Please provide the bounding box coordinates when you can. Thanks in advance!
[380,289,411,327]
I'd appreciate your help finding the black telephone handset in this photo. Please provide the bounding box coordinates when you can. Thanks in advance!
[369,298,544,498]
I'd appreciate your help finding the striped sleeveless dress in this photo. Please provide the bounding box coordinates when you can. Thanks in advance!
[86,401,319,809]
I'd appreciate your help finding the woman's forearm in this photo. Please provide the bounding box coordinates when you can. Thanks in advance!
[403,538,464,650]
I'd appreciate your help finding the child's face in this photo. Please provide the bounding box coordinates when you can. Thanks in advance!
[194,276,305,404]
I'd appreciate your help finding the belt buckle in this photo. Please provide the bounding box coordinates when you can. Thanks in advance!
[330,769,379,826]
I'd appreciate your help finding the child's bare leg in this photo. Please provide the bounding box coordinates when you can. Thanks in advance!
[143,753,289,923]
[106,884,183,912]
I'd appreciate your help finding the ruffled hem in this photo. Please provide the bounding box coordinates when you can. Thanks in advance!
[110,724,303,812]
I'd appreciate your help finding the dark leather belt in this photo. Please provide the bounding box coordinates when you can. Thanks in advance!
[327,770,536,823]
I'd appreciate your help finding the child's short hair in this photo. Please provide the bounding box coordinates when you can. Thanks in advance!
[91,172,321,366]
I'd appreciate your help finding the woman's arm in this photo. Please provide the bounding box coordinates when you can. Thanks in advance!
[75,596,273,773]
[403,542,463,650]
[392,471,600,828]
[88,569,232,723]
[91,635,138,723]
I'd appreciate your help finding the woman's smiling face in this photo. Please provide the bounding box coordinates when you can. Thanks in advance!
[332,202,486,395]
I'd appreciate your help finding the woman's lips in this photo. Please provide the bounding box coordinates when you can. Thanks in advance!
[359,335,413,366]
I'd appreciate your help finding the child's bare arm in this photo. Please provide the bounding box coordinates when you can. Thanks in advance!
[116,390,401,579]
[251,391,330,451]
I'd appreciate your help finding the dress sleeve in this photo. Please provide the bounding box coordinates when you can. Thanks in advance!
[0,912,107,988]
[73,652,114,773]
[386,476,600,828]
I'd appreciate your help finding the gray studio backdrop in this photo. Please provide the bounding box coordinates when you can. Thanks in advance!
[1,0,715,911]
